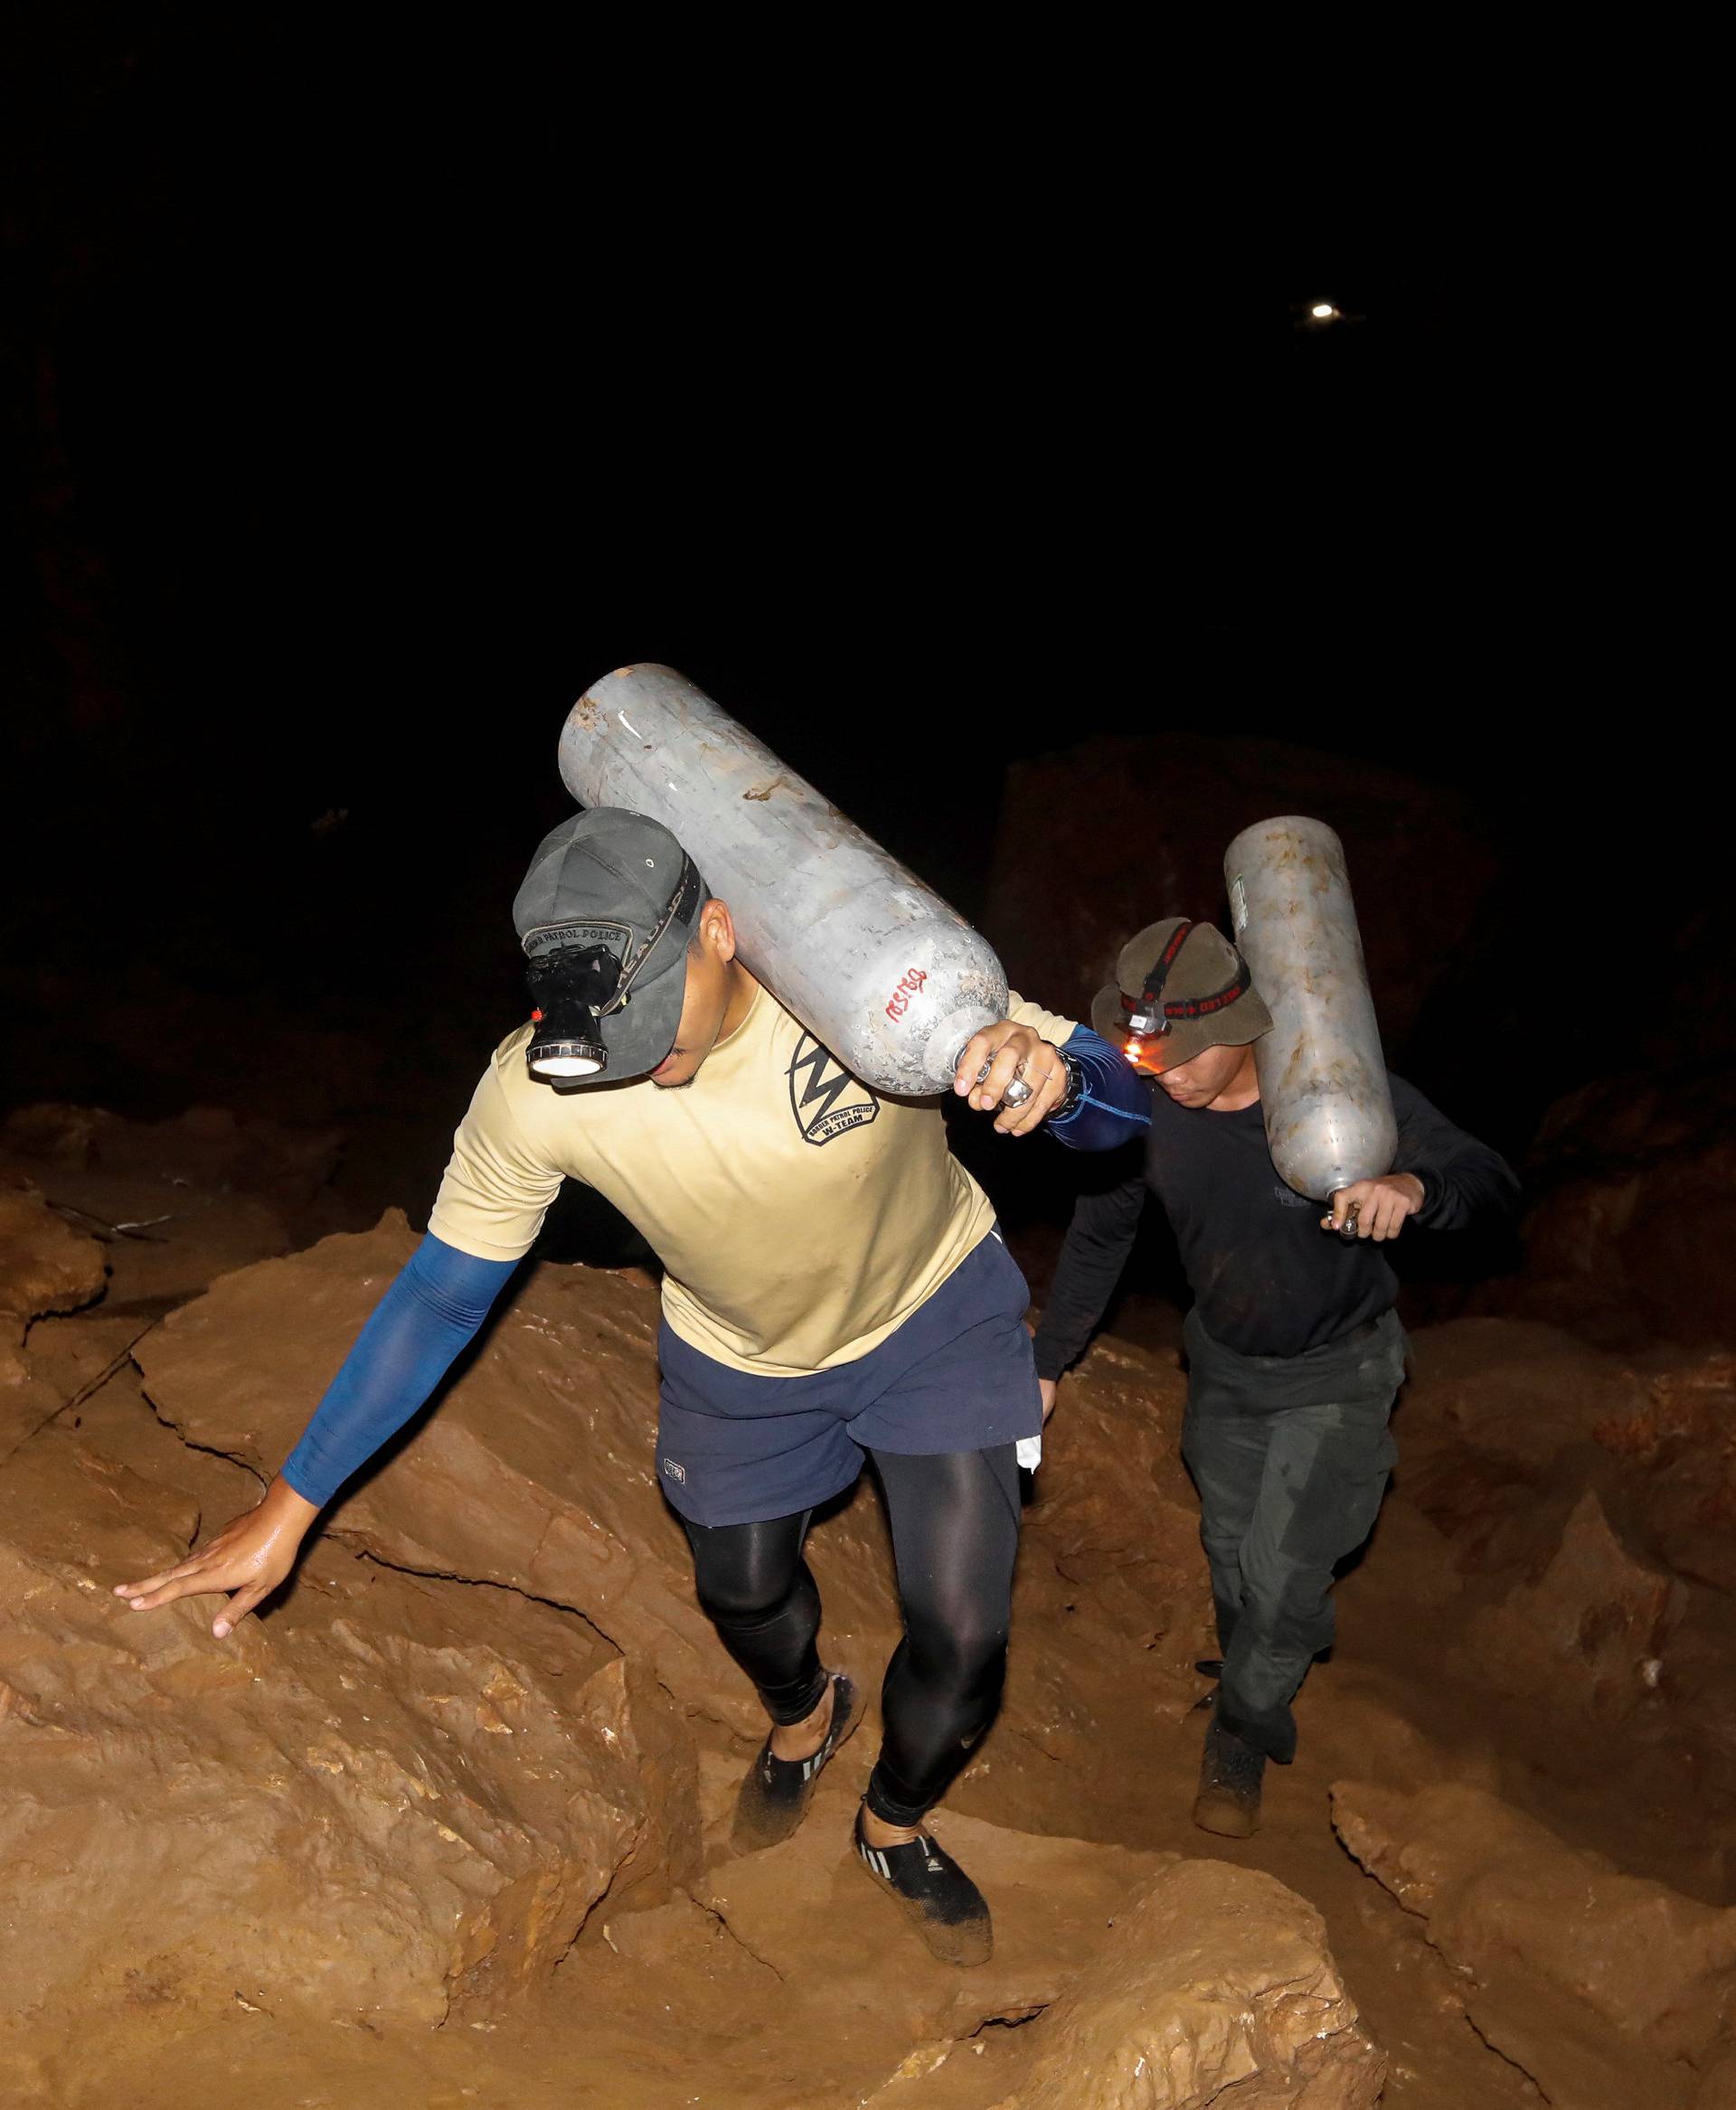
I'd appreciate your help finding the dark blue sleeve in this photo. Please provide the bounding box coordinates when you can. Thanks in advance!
[1046,1027,1154,1152]
[279,1234,518,1508]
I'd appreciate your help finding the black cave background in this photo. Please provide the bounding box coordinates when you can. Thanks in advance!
[4,20,1718,1318]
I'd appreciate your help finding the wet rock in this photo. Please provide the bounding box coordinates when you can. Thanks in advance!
[0,1374,68,1465]
[1399,1317,1646,1479]
[969,1333,1212,1836]
[134,1218,1212,1807]
[1460,1486,1686,1721]
[3,1100,344,1206]
[970,1859,1383,2109]
[1592,1354,1736,1597]
[1,1103,107,1166]
[13,1307,146,1414]
[134,1213,882,1737]
[1332,1779,1736,2109]
[699,1799,1160,2040]
[681,1778,1382,2110]
[0,1102,337,1314]
[0,1425,697,2032]
[1696,2051,1736,2110]
[1384,1319,1657,1587]
[1474,1069,1736,1350]
[0,1175,106,1388]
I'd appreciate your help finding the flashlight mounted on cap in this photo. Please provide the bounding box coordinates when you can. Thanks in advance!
[525,943,624,1078]
[524,852,703,1083]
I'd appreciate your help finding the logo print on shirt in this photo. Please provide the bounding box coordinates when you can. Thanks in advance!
[1272,1182,1312,1210]
[787,1035,881,1145]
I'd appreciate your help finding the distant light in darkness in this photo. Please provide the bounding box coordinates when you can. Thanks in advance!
[1310,303,1336,320]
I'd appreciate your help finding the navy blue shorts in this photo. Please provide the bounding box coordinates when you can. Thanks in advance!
[656,1230,1043,1528]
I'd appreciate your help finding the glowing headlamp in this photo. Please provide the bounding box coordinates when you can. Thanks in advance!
[525,943,624,1079]
[522,851,703,1085]
[1114,918,1253,1070]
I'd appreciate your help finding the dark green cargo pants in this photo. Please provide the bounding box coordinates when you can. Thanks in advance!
[1180,1306,1406,1764]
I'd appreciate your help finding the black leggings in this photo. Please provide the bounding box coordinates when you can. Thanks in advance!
[683,1446,1022,1827]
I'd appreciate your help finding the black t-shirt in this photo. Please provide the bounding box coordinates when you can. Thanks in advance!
[1032,1072,1518,1369]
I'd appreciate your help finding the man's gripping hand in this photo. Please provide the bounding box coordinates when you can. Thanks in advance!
[954,1021,1070,1136]
[1322,1173,1425,1242]
[112,1474,318,1640]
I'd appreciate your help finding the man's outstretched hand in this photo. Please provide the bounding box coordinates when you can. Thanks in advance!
[953,1022,1070,1136]
[1322,1173,1425,1242]
[112,1475,318,1639]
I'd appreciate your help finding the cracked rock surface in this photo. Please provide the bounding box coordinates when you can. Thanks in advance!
[1333,1779,1736,2110]
[0,1419,695,2034]
[7,1148,1736,2105]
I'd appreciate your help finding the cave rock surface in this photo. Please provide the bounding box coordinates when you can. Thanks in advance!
[0,1425,695,2031]
[986,1857,1385,2109]
[1332,1777,1736,2110]
[134,1215,1214,1800]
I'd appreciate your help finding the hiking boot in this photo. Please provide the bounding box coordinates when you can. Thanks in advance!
[731,1671,861,1853]
[1192,1706,1266,1838]
[852,1808,993,1966]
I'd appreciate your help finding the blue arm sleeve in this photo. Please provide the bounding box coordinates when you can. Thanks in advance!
[1044,1028,1154,1152]
[279,1233,518,1509]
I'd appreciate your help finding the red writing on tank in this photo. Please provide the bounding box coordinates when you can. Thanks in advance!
[884,967,929,1021]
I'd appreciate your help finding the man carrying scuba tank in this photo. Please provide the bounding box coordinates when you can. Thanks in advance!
[112,806,1150,1967]
[1032,918,1517,1837]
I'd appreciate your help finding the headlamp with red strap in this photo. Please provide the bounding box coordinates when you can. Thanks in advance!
[1118,919,1254,1056]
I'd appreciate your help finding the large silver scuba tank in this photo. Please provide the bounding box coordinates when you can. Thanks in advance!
[1223,816,1398,1201]
[557,665,1008,1096]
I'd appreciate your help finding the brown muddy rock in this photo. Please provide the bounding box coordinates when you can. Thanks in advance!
[4,1099,344,1206]
[967,1333,1212,1835]
[135,1214,896,1738]
[1460,1486,1685,1721]
[686,1792,1381,2109]
[984,732,1498,1048]
[0,1424,696,2032]
[1696,2052,1736,2110]
[994,1859,1384,2110]
[0,1102,331,1314]
[14,1306,146,1412]
[1022,1336,1203,1652]
[1592,1353,1736,1597]
[702,1802,1162,2049]
[1399,1318,1646,1479]
[135,1220,1213,1805]
[0,1372,71,1465]
[1332,1779,1736,2108]
[1474,1069,1736,1350]
[1391,1323,1732,1719]
[1386,1319,1651,1587]
[0,1175,107,1389]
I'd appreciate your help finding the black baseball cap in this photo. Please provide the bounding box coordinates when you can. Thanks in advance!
[513,808,708,1081]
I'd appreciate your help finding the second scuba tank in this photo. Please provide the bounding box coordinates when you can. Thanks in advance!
[557,665,1009,1096]
[1223,815,1398,1201]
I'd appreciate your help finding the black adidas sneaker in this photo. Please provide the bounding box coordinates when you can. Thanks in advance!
[852,1807,993,1966]
[731,1671,862,1853]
